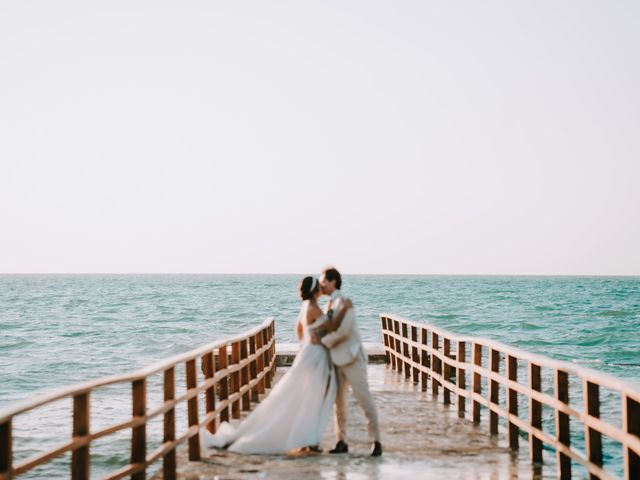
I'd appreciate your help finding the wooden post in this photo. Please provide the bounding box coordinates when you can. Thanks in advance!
[420,328,429,392]
[472,343,482,423]
[381,317,391,366]
[240,339,250,411]
[218,345,229,423]
[584,381,601,479]
[231,341,241,419]
[624,395,640,480]
[507,355,519,449]
[255,332,265,394]
[490,349,500,435]
[269,321,276,385]
[411,326,419,383]
[457,341,466,418]
[402,322,410,378]
[388,319,397,370]
[0,420,11,480]
[555,369,571,479]
[386,318,398,370]
[431,332,440,397]
[186,359,201,461]
[394,320,402,376]
[249,335,258,402]
[263,329,272,389]
[163,367,176,480]
[71,393,90,480]
[443,338,451,405]
[131,379,146,480]
[202,352,216,434]
[529,363,543,463]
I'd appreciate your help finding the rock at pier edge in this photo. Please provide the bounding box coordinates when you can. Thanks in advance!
[152,363,550,480]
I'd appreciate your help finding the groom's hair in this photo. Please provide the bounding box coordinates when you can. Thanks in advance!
[322,267,342,289]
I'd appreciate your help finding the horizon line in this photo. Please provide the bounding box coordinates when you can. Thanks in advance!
[1,272,639,278]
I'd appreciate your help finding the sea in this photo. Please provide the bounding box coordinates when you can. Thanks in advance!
[1,275,639,478]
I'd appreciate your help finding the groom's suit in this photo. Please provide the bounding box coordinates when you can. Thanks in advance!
[321,290,380,443]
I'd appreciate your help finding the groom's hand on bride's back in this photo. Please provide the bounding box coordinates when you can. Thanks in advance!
[310,331,322,344]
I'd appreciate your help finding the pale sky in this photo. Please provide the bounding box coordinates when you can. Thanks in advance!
[1,1,639,275]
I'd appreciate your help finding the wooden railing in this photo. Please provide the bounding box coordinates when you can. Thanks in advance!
[0,318,276,480]
[381,314,640,480]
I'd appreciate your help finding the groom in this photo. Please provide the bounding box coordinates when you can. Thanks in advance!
[311,267,382,457]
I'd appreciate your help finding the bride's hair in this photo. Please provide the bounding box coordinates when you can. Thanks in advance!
[299,276,319,300]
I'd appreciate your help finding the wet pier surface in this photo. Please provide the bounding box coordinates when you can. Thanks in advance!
[155,365,552,479]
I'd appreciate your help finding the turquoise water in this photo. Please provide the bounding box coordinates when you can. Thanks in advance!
[1,274,639,478]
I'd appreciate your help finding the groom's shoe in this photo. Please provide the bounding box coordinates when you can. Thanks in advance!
[371,441,383,457]
[329,440,349,454]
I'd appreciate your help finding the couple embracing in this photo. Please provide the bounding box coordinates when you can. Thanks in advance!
[202,267,382,457]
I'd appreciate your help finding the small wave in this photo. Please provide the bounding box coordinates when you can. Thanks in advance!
[599,310,630,317]
[0,340,35,351]
[60,331,87,338]
[521,322,542,330]
[534,305,555,312]
[576,335,614,347]
[572,358,603,365]
[426,313,460,320]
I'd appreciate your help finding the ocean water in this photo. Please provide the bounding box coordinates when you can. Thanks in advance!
[1,274,639,478]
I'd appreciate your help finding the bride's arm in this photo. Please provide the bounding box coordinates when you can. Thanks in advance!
[296,320,303,341]
[325,298,353,332]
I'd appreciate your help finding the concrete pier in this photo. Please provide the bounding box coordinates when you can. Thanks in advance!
[155,364,549,479]
[275,342,387,366]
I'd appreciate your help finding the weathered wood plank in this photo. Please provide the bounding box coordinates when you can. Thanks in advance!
[490,349,500,435]
[529,363,543,463]
[472,343,482,424]
[131,379,146,480]
[555,369,571,480]
[584,380,602,480]
[71,393,90,480]
[625,395,640,480]
[202,352,216,434]
[507,355,519,450]
[457,341,466,418]
[421,328,429,393]
[218,345,229,423]
[443,338,452,405]
[163,367,176,480]
[431,332,440,397]
[186,359,200,461]
[240,339,250,411]
[231,342,241,419]
[0,420,12,480]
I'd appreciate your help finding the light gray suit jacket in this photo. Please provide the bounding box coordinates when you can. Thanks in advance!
[321,291,366,367]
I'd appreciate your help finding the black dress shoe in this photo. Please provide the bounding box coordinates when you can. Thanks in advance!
[371,441,382,457]
[329,440,349,454]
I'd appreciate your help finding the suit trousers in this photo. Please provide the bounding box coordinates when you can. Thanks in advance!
[334,354,380,443]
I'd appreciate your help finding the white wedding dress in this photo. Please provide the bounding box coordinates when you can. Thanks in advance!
[201,301,337,454]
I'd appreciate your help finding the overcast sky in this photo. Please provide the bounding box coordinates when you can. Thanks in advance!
[1,1,638,275]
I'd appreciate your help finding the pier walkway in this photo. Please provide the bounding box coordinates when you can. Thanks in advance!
[2,315,639,480]
[160,363,542,480]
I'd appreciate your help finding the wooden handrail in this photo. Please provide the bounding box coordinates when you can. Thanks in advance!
[381,313,640,480]
[381,313,640,401]
[0,317,277,480]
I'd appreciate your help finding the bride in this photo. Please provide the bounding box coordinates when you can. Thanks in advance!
[201,275,353,454]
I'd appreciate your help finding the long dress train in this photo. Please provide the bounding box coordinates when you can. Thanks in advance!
[201,302,336,454]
